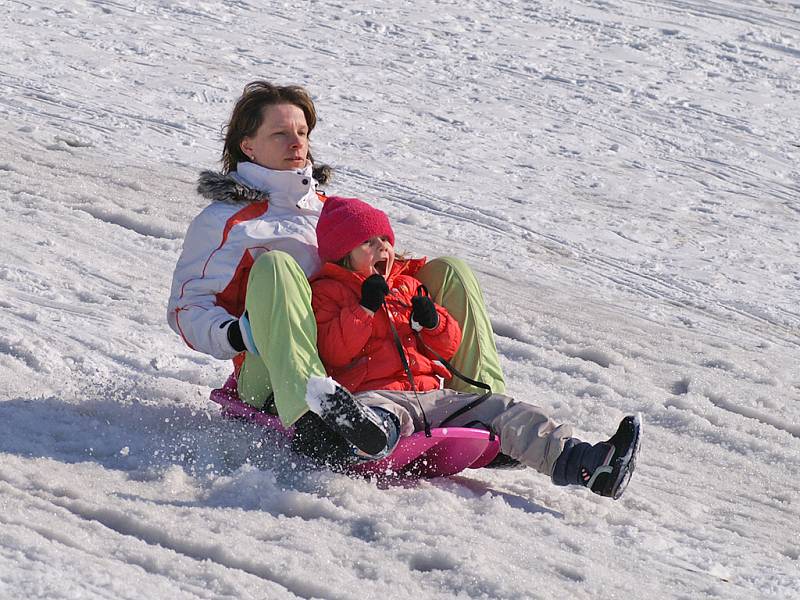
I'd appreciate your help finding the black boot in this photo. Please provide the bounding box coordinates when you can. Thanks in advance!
[305,376,401,460]
[552,414,642,499]
[291,412,357,470]
[291,409,401,470]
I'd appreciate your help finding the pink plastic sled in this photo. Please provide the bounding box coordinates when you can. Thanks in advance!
[210,375,500,478]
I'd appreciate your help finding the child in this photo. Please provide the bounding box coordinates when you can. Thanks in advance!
[301,196,641,499]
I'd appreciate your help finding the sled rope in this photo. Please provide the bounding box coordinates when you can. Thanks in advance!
[384,303,433,437]
[384,285,495,436]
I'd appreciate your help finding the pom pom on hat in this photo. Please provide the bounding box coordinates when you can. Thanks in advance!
[316,196,395,262]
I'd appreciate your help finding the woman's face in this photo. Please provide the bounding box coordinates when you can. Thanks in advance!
[347,236,395,278]
[240,103,309,171]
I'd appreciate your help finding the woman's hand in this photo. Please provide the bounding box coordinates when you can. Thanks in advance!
[226,312,259,355]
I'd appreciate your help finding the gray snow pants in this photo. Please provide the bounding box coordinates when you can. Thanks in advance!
[355,389,574,477]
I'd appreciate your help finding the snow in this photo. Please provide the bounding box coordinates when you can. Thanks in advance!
[1,0,799,598]
[305,376,340,417]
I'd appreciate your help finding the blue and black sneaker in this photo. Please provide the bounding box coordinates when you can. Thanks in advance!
[588,414,642,499]
[553,414,642,500]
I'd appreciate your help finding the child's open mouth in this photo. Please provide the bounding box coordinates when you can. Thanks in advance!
[373,260,388,276]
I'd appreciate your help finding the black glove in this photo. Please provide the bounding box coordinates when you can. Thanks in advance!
[410,295,439,330]
[226,319,246,352]
[360,274,389,312]
[226,312,258,355]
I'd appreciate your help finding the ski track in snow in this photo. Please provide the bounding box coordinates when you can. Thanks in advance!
[1,0,799,598]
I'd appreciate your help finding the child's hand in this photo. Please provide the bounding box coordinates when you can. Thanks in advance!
[410,296,439,330]
[360,274,389,312]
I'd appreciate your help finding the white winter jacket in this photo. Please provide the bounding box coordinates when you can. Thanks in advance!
[167,161,327,359]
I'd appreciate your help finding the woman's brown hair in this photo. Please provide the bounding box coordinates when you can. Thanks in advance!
[221,81,317,174]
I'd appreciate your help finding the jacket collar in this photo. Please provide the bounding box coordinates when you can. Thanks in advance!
[232,162,322,212]
[197,163,332,205]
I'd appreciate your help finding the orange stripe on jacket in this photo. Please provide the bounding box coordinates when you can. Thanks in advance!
[177,201,269,301]
[174,201,270,350]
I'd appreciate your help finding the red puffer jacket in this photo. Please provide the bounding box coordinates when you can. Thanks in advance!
[310,259,462,393]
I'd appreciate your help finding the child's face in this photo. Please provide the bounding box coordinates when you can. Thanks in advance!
[348,236,395,277]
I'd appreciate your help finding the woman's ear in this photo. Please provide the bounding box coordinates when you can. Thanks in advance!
[240,138,253,160]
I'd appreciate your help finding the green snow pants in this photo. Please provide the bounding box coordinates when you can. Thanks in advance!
[415,257,506,395]
[237,251,326,427]
[237,253,506,426]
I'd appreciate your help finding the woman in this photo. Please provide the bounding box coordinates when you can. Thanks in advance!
[167,80,506,461]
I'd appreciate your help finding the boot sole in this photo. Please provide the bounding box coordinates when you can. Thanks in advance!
[606,413,642,499]
[315,385,389,457]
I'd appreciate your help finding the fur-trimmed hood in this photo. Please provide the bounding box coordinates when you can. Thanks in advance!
[197,163,332,203]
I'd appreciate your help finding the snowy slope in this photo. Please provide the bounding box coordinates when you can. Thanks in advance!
[1,1,799,598]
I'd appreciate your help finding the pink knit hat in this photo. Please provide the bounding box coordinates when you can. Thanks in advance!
[316,196,395,263]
